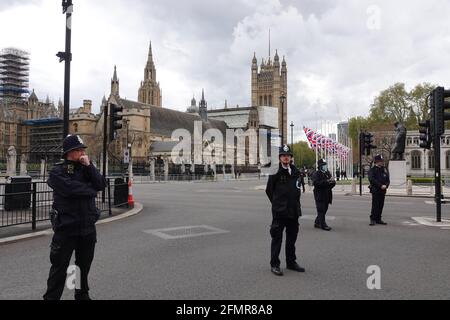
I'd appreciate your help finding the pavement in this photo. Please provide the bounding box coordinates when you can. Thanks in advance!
[0,204,143,245]
[0,179,449,300]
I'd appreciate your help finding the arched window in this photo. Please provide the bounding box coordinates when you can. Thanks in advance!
[411,150,421,170]
[264,95,268,105]
[428,151,435,169]
[407,138,412,146]
[269,95,272,106]
[73,123,78,133]
[259,96,263,105]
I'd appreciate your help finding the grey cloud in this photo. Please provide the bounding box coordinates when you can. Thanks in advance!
[4,0,450,138]
[0,0,42,11]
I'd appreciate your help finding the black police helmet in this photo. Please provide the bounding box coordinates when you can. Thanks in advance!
[63,135,87,157]
[279,144,293,157]
[318,159,327,168]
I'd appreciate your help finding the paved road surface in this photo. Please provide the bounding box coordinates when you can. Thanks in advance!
[0,179,449,300]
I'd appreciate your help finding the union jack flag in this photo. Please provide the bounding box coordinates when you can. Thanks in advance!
[304,127,319,149]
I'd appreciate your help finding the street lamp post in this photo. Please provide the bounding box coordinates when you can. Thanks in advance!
[280,93,286,146]
[57,0,73,139]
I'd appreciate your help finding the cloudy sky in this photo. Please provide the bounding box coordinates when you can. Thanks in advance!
[1,0,450,140]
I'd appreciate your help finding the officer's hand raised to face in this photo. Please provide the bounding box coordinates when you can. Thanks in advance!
[79,155,90,166]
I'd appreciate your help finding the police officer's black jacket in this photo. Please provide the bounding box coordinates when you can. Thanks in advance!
[368,165,390,194]
[266,164,301,219]
[311,170,336,204]
[47,160,107,236]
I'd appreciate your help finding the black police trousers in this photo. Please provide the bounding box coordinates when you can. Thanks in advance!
[270,218,299,267]
[43,232,96,300]
[315,202,329,226]
[370,192,386,222]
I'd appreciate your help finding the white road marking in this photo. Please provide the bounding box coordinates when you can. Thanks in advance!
[402,221,421,226]
[411,217,450,228]
[143,225,229,240]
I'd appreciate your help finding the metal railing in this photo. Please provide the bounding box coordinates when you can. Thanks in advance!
[0,178,129,231]
[130,173,264,184]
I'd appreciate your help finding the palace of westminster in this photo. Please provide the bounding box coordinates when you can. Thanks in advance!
[0,43,287,170]
[1,44,448,177]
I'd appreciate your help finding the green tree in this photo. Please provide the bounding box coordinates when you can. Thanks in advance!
[292,141,316,168]
[409,83,436,128]
[348,82,436,144]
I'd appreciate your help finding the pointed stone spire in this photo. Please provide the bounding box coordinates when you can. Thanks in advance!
[113,65,118,81]
[29,89,38,103]
[102,95,107,105]
[199,89,208,121]
[45,94,50,104]
[274,49,280,69]
[225,99,228,109]
[148,41,153,61]
[111,65,120,96]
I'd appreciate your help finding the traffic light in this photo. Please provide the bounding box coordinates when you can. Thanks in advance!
[359,132,365,156]
[433,86,450,136]
[363,132,377,156]
[419,120,432,150]
[109,103,123,141]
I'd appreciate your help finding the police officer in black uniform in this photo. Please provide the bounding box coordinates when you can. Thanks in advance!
[266,145,305,276]
[43,135,106,300]
[368,154,390,226]
[312,159,336,231]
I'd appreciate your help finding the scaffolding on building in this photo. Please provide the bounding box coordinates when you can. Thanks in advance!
[0,48,30,102]
[23,118,64,163]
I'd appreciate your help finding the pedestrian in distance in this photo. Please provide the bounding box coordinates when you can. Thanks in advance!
[298,167,306,193]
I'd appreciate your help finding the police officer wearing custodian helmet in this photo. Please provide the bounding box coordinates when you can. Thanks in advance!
[312,159,336,231]
[43,135,106,300]
[368,154,390,226]
[266,145,305,276]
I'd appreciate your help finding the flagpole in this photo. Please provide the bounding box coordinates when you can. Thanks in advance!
[328,122,332,176]
[315,114,319,170]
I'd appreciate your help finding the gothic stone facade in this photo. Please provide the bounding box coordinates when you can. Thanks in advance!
[251,51,287,144]
[0,90,60,160]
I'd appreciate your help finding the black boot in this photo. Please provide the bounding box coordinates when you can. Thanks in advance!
[271,266,283,276]
[286,262,305,272]
[370,219,376,226]
[75,290,91,300]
